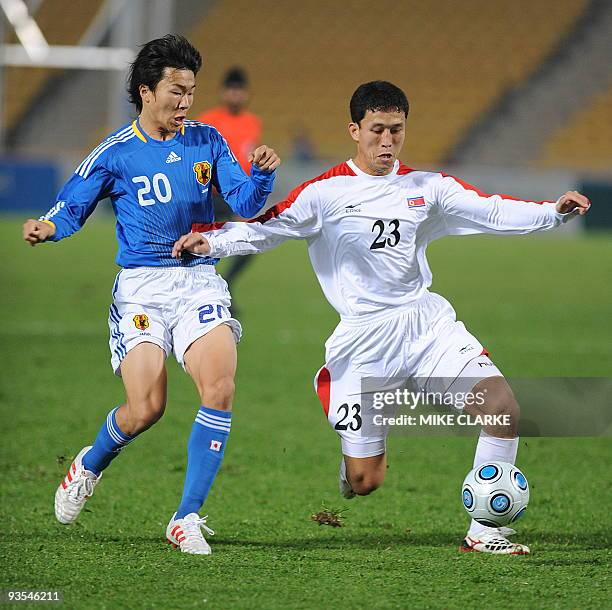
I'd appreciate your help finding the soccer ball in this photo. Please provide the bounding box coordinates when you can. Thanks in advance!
[461,461,529,527]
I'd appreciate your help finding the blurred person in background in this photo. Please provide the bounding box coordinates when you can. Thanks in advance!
[290,124,316,162]
[22,35,279,555]
[197,67,262,316]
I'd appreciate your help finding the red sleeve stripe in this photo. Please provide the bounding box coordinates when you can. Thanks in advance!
[442,173,552,205]
[192,162,356,233]
[192,220,227,232]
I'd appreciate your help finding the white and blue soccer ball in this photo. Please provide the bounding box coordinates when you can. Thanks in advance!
[461,461,529,527]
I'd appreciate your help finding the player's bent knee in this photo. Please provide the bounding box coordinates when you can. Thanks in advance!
[125,401,166,435]
[202,376,235,410]
[344,453,386,495]
[349,470,385,496]
[352,476,383,496]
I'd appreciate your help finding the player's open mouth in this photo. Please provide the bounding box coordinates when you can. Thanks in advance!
[174,116,185,125]
[378,153,393,161]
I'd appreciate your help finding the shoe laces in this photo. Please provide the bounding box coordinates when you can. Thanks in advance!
[66,471,95,503]
[183,515,215,539]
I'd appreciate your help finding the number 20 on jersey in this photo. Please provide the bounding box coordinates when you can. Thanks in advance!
[132,173,173,207]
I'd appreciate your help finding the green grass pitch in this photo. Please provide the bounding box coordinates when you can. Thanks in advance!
[1,217,610,609]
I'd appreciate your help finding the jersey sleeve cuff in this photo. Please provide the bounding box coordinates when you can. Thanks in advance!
[250,165,276,192]
[205,234,223,257]
[550,200,575,224]
[39,218,62,241]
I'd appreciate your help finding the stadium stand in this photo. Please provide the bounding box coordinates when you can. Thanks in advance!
[188,0,589,165]
[447,0,612,169]
[3,0,104,130]
[539,84,612,171]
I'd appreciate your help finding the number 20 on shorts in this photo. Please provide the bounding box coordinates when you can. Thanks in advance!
[198,304,226,324]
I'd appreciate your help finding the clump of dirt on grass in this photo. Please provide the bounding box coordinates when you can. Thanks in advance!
[310,505,347,528]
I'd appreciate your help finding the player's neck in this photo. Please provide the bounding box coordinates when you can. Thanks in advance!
[352,155,394,176]
[137,115,178,142]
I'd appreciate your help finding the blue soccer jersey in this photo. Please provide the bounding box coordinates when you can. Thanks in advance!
[40,119,275,268]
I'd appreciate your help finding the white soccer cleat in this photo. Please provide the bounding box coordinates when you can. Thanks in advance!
[54,446,101,524]
[166,512,215,555]
[460,527,530,555]
[339,459,356,499]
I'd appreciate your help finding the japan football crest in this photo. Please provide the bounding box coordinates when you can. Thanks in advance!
[133,314,149,331]
[193,161,212,186]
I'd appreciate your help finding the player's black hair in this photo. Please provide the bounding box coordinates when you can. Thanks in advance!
[350,81,409,125]
[127,34,202,113]
[222,67,248,88]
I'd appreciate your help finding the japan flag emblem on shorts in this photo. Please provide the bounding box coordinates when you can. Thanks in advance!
[210,440,222,452]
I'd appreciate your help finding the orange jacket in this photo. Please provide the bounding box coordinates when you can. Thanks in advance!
[197,107,262,175]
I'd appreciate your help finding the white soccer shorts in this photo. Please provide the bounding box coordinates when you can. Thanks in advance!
[108,266,241,376]
[314,292,502,458]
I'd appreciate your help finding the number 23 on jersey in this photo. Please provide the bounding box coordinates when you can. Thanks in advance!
[370,219,401,250]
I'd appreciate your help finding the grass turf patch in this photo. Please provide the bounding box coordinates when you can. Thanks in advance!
[1,218,610,608]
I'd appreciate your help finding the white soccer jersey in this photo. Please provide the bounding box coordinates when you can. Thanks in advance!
[195,159,569,319]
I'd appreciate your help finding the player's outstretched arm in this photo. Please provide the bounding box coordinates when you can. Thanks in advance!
[434,175,591,236]
[26,152,114,244]
[187,178,323,259]
[22,219,56,246]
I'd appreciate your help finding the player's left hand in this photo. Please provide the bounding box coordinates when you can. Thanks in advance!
[556,191,591,216]
[249,145,281,172]
[172,232,211,258]
[22,219,56,246]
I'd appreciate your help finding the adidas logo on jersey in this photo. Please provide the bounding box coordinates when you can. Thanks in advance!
[166,151,182,164]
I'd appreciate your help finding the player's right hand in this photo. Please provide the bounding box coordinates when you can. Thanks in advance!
[248,145,281,172]
[172,232,211,258]
[555,191,591,216]
[23,219,55,246]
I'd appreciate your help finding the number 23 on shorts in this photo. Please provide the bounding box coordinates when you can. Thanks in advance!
[334,403,362,431]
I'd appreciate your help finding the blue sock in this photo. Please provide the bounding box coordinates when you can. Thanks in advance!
[175,406,231,519]
[82,407,134,476]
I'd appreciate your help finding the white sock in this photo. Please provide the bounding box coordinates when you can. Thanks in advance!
[467,431,519,538]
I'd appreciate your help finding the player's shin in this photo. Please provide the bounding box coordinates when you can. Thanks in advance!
[175,406,231,519]
[468,430,519,537]
[82,406,136,475]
